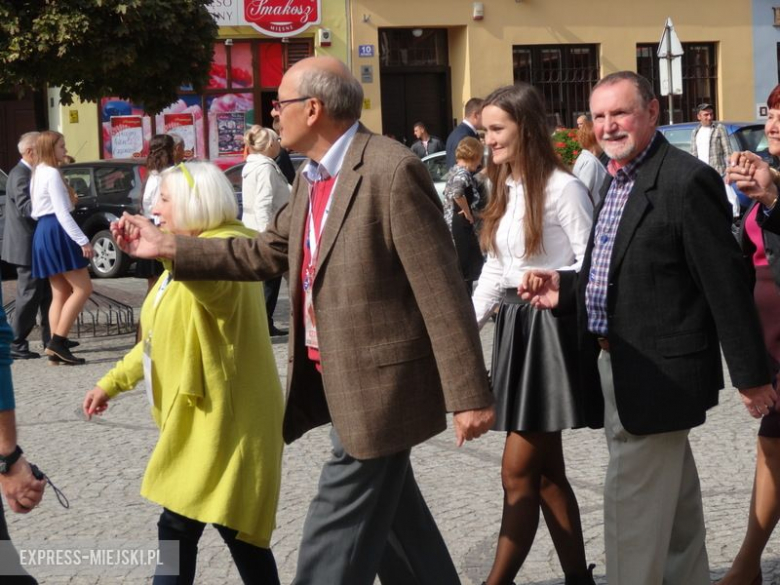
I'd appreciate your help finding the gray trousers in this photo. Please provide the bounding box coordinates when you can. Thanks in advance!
[10,265,51,352]
[598,351,709,585]
[293,427,460,585]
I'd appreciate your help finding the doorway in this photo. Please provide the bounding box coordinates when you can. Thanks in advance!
[379,28,451,147]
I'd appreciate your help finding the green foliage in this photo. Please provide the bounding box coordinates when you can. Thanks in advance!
[552,129,581,167]
[0,0,217,113]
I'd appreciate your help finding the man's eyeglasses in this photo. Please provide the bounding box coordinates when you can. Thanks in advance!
[271,96,311,112]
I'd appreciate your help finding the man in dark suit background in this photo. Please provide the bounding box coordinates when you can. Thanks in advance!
[2,132,51,360]
[521,71,775,585]
[113,56,495,585]
[445,97,483,168]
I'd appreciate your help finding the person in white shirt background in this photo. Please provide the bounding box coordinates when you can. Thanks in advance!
[30,131,93,365]
[572,120,608,207]
[241,125,291,337]
[473,83,596,585]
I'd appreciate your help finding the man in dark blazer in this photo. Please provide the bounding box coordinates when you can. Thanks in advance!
[2,132,51,360]
[114,56,495,584]
[445,97,483,168]
[520,72,775,585]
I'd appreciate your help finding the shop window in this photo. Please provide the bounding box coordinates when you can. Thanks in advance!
[637,42,717,124]
[99,38,312,166]
[513,44,600,128]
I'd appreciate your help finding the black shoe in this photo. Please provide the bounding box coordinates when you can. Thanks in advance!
[10,349,40,360]
[45,339,85,365]
[65,339,80,349]
[269,325,288,337]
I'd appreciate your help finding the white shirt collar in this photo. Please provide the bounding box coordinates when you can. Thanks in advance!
[302,121,360,184]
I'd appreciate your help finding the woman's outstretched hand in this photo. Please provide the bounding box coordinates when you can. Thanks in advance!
[83,386,110,420]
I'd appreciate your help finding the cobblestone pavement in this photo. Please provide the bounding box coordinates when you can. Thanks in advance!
[2,277,779,584]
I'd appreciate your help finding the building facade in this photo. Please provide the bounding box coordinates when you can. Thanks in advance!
[351,0,760,144]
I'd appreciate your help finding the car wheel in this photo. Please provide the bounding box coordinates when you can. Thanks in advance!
[90,230,129,278]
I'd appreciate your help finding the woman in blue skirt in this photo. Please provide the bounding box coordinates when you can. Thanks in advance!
[31,131,93,365]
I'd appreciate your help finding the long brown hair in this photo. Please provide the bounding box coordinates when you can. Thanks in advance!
[479,84,567,257]
[35,131,65,168]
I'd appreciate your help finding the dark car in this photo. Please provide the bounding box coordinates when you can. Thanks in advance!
[224,154,307,213]
[61,160,147,278]
[658,121,770,210]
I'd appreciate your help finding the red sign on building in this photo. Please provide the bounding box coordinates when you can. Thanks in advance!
[244,0,321,38]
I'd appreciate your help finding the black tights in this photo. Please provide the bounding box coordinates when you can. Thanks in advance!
[485,431,588,585]
[153,508,280,585]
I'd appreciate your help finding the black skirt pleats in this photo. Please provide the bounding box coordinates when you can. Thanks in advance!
[490,288,585,432]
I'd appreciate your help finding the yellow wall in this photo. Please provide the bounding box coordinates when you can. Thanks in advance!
[351,0,755,132]
[55,0,348,161]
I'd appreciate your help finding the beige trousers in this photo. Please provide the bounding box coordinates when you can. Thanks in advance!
[598,351,710,585]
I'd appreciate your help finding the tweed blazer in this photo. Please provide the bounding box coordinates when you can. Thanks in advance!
[2,161,36,266]
[558,134,770,434]
[173,125,493,459]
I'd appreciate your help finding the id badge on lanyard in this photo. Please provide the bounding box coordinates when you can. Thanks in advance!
[143,274,173,406]
[303,179,335,349]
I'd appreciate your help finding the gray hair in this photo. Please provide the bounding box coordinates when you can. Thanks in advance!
[592,71,656,108]
[18,131,40,154]
[298,67,363,122]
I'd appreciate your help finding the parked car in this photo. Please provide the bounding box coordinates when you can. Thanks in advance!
[421,150,448,202]
[224,153,307,214]
[61,160,147,278]
[658,121,772,210]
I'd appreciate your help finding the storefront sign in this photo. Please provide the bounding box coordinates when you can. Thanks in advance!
[216,112,247,156]
[163,113,197,158]
[207,0,240,25]
[110,116,144,158]
[244,0,321,37]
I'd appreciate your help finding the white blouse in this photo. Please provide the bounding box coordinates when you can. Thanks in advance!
[31,163,89,246]
[142,172,162,218]
[472,169,593,328]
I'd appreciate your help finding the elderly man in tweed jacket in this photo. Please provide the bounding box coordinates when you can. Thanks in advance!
[113,56,495,584]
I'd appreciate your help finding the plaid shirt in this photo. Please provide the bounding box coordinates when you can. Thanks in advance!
[585,134,657,336]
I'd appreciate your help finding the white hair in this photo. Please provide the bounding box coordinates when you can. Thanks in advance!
[160,162,237,233]
[18,131,40,154]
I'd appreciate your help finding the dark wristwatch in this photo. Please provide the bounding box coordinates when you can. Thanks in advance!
[0,446,23,474]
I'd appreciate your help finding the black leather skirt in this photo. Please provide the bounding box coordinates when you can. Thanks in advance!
[490,288,585,432]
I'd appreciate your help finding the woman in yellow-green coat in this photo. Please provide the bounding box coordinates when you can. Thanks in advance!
[83,162,284,585]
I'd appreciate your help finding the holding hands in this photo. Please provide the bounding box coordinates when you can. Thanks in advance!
[726,151,779,210]
[519,269,561,309]
[111,213,174,260]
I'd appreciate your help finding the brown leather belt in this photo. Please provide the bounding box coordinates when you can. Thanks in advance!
[597,337,610,352]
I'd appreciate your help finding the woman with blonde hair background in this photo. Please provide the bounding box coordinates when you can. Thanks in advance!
[83,162,284,584]
[473,84,595,585]
[241,125,290,336]
[31,131,93,365]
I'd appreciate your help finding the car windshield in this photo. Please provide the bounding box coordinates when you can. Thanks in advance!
[732,125,768,152]
[660,127,694,151]
[95,167,135,195]
[423,153,449,182]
